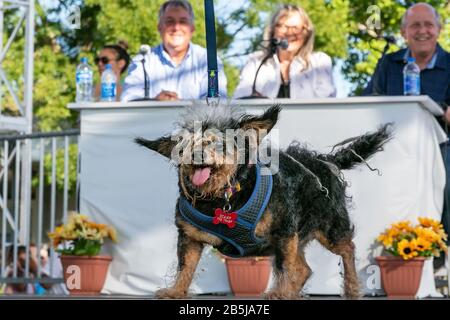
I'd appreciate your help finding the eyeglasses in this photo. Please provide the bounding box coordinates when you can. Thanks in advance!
[95,56,111,65]
[275,24,304,33]
[162,18,192,27]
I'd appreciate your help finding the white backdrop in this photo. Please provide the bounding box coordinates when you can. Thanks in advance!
[73,97,447,297]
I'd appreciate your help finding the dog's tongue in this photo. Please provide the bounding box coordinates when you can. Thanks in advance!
[192,167,211,186]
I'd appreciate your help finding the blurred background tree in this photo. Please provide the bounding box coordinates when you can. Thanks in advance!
[1,0,449,131]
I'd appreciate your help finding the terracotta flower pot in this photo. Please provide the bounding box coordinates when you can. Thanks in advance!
[60,255,112,295]
[224,256,272,297]
[376,256,426,299]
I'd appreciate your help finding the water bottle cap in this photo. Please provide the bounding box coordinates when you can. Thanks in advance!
[407,57,416,63]
[105,64,112,69]
[80,57,88,63]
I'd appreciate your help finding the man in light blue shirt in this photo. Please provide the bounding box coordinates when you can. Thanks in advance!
[121,0,227,102]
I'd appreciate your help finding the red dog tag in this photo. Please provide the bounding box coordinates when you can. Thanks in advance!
[213,208,237,228]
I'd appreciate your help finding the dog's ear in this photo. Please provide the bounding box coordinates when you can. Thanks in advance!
[135,136,175,159]
[238,105,281,140]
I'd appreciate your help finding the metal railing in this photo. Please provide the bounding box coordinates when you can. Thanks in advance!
[0,129,79,293]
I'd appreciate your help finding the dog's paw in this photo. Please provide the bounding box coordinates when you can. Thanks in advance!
[344,292,362,300]
[263,291,300,300]
[154,288,188,299]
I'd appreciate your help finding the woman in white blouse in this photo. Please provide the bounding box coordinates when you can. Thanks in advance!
[233,4,336,99]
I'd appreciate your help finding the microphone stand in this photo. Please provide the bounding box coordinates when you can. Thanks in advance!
[130,52,154,102]
[142,58,149,99]
[240,45,278,99]
[371,37,392,96]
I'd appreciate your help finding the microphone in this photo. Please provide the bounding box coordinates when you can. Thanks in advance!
[358,23,396,45]
[240,38,289,99]
[382,35,396,44]
[270,38,289,51]
[130,45,154,101]
[139,44,151,56]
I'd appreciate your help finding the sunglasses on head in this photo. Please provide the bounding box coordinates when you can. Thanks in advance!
[95,56,111,64]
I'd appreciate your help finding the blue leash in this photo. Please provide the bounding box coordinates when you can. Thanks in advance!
[204,0,219,104]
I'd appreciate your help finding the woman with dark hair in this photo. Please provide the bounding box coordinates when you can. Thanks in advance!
[233,4,336,99]
[94,40,131,101]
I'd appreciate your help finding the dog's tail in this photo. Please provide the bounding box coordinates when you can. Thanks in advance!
[319,123,393,171]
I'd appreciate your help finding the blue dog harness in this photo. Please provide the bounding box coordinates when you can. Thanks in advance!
[178,164,273,257]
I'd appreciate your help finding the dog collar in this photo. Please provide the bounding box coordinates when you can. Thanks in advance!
[183,180,241,207]
[178,163,273,257]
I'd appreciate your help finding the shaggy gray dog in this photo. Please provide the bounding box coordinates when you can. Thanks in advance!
[136,104,391,299]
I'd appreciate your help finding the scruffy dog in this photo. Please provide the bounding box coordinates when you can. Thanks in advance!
[135,104,391,299]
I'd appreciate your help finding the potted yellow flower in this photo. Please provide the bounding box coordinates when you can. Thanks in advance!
[48,212,117,295]
[375,217,447,299]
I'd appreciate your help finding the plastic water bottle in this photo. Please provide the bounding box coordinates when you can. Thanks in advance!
[403,57,420,96]
[75,57,93,102]
[101,64,117,101]
[34,283,46,295]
